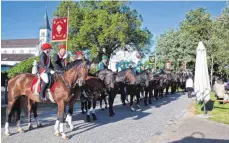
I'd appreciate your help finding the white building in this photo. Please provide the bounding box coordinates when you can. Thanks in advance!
[1,10,51,70]
[108,45,141,72]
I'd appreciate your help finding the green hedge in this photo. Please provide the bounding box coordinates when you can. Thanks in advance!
[7,56,39,78]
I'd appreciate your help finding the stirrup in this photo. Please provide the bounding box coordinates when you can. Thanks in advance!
[40,96,47,102]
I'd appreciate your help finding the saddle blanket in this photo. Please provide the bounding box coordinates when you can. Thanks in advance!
[31,77,57,103]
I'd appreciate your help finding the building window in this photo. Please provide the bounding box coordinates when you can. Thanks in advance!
[20,50,24,53]
[12,50,15,54]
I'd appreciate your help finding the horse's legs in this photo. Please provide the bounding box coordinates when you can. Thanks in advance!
[86,100,92,122]
[92,99,97,121]
[54,118,60,137]
[155,89,159,100]
[121,92,126,106]
[57,101,68,140]
[15,97,24,133]
[136,92,141,109]
[148,88,152,104]
[27,99,33,130]
[32,102,42,127]
[144,88,148,106]
[108,90,116,116]
[81,96,86,114]
[100,97,103,109]
[130,92,134,111]
[104,97,108,109]
[65,105,74,131]
[166,86,169,96]
[5,93,17,136]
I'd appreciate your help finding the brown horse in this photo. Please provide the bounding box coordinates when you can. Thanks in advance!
[22,75,104,133]
[4,60,88,140]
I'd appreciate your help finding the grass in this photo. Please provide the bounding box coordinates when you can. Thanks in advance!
[195,92,229,125]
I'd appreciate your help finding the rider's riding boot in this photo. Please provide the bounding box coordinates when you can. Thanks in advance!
[39,81,48,101]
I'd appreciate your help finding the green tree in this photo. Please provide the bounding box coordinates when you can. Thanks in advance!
[54,1,152,61]
[7,57,39,78]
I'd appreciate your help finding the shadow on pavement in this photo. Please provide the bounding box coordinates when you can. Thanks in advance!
[169,137,229,143]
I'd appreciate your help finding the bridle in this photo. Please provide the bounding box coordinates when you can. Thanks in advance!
[60,62,87,89]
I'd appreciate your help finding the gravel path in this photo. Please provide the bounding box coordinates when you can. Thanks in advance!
[1,93,192,143]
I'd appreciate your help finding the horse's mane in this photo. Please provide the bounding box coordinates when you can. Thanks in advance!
[65,59,83,71]
[116,68,133,76]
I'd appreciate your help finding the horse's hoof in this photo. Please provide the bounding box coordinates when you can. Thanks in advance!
[131,107,135,111]
[101,108,104,111]
[82,111,85,114]
[62,135,69,140]
[86,115,91,122]
[37,123,42,127]
[122,103,127,106]
[92,114,97,121]
[28,125,34,130]
[18,128,24,133]
[70,125,74,131]
[136,104,141,109]
[105,106,108,109]
[61,133,69,140]
[55,131,61,137]
[109,112,114,117]
[5,131,11,136]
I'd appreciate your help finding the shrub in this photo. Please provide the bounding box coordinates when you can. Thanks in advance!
[7,56,39,78]
[89,63,98,74]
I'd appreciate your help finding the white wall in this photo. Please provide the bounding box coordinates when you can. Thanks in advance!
[108,49,140,71]
[1,46,39,55]
[1,61,20,66]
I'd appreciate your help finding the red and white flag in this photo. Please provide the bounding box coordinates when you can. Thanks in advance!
[52,17,68,42]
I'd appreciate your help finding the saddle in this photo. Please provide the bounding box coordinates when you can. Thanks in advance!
[31,74,57,103]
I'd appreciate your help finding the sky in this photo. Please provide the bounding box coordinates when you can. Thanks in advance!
[1,1,227,52]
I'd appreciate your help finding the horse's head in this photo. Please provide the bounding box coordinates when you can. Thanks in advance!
[98,69,115,89]
[77,61,88,86]
[65,60,88,87]
[145,69,154,81]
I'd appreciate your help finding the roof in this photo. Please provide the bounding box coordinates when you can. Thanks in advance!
[1,39,39,48]
[40,10,51,30]
[1,54,35,61]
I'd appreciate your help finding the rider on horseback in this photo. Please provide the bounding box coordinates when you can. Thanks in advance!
[118,61,125,72]
[136,61,144,74]
[98,55,108,71]
[53,44,68,73]
[39,43,54,101]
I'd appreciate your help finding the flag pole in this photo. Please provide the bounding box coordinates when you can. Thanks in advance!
[66,6,70,51]
[65,6,70,66]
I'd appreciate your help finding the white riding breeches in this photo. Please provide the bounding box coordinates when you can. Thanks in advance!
[40,72,49,83]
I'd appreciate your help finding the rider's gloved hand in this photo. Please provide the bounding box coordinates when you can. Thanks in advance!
[50,70,55,74]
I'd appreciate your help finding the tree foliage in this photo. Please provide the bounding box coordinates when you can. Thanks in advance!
[54,1,152,61]
[7,57,39,78]
[154,6,229,74]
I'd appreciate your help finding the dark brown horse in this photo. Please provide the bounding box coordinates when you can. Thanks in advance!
[4,60,88,140]
[102,68,136,116]
[77,76,106,123]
